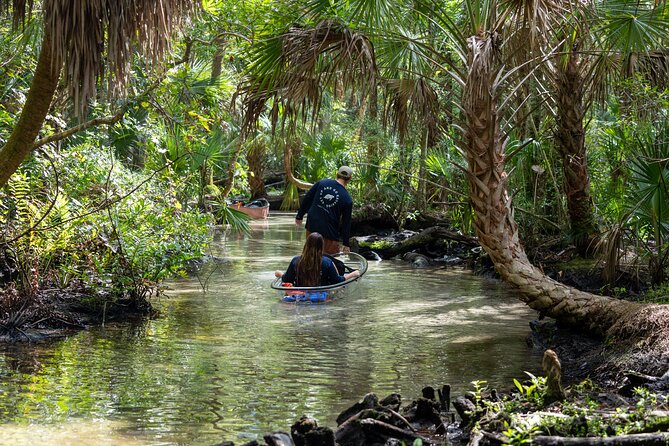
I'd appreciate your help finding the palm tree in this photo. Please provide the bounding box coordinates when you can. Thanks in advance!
[536,0,669,256]
[0,0,196,187]
[246,138,268,199]
[437,0,669,370]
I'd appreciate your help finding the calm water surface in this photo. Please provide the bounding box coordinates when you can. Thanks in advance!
[0,214,541,445]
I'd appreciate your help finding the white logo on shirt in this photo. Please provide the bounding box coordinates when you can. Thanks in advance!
[318,186,339,209]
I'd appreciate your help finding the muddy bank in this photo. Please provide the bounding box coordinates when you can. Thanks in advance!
[0,281,154,342]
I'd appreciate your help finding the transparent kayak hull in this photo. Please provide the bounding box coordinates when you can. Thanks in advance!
[271,252,368,303]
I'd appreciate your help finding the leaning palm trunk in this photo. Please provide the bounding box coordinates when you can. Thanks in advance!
[462,34,669,373]
[283,139,312,191]
[555,52,599,257]
[0,31,61,187]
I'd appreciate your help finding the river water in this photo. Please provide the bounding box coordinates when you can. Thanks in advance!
[0,214,541,445]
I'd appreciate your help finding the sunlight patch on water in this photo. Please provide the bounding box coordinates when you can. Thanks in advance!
[0,420,146,446]
[448,334,497,344]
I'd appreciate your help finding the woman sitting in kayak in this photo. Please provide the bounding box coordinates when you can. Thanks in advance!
[274,232,360,286]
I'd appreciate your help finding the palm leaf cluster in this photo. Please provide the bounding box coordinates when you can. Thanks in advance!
[1,0,195,114]
[237,20,378,136]
[385,77,439,144]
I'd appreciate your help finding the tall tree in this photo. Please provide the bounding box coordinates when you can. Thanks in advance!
[539,0,669,256]
[0,0,196,187]
[435,0,669,371]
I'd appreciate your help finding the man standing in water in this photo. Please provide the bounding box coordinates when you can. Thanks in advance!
[295,166,353,255]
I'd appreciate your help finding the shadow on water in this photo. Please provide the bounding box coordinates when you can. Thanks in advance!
[0,213,542,445]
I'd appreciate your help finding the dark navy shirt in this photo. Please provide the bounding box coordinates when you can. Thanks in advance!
[281,256,346,286]
[295,179,353,246]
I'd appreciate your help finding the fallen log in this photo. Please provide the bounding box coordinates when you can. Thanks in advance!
[353,226,478,260]
[530,432,669,445]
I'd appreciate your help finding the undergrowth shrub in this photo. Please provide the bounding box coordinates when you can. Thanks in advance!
[0,144,212,328]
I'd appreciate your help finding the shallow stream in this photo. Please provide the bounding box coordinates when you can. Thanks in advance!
[0,214,541,445]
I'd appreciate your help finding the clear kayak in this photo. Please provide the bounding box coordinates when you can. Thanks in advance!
[271,252,368,303]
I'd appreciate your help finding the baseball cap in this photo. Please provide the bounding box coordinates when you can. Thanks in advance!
[337,165,353,180]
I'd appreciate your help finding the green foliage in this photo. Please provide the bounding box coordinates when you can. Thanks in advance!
[642,282,669,303]
[498,376,669,444]
[281,182,300,211]
[513,372,547,407]
[1,144,212,306]
[503,418,541,445]
[625,123,669,283]
[424,144,473,233]
[214,204,250,234]
[469,379,489,406]
[299,132,350,182]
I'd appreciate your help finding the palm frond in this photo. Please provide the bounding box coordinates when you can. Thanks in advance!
[214,204,250,233]
[344,0,404,29]
[385,77,439,143]
[237,20,378,136]
[595,0,669,54]
[44,0,196,116]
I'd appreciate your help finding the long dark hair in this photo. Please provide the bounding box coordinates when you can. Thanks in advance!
[297,232,324,286]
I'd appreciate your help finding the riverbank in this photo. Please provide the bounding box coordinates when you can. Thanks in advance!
[350,211,669,381]
[0,282,155,342]
[215,351,669,446]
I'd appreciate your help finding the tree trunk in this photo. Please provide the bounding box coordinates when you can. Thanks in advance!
[247,139,266,199]
[283,138,312,191]
[555,51,598,257]
[210,38,226,82]
[365,87,380,196]
[418,128,428,210]
[0,31,62,188]
[220,140,244,198]
[461,34,669,369]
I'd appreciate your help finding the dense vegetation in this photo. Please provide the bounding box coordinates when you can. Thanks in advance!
[0,0,667,347]
[1,1,669,445]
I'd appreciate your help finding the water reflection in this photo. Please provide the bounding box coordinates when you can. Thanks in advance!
[0,213,541,445]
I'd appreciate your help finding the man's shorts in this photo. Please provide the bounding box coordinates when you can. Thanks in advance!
[306,230,340,254]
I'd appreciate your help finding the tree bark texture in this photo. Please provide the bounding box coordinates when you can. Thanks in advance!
[220,140,244,198]
[0,32,62,188]
[555,51,598,257]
